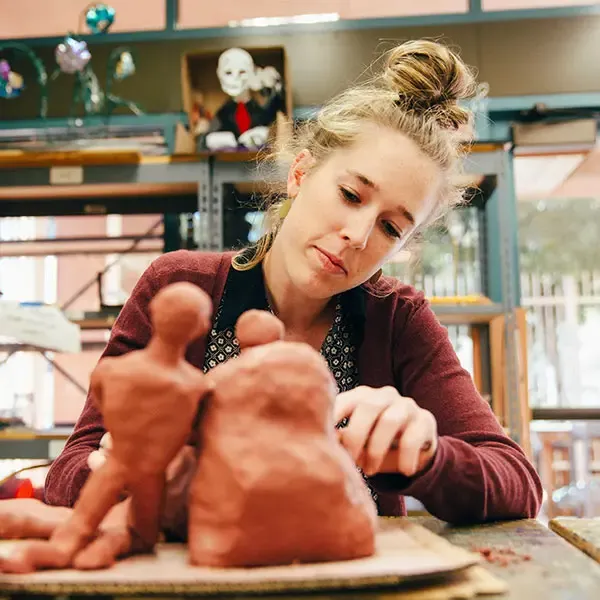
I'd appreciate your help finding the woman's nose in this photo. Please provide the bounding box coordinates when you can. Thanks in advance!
[340,214,375,249]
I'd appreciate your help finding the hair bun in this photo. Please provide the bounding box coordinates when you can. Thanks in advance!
[382,40,477,130]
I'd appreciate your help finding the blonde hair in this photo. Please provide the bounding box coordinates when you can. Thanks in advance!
[233,39,477,271]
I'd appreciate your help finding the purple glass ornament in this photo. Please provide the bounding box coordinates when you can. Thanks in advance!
[55,37,92,74]
[0,60,10,81]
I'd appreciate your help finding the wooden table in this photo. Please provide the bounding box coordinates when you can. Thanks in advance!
[550,517,600,564]
[2,517,600,599]
[417,517,600,599]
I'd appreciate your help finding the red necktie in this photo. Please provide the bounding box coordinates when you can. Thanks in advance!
[234,102,252,134]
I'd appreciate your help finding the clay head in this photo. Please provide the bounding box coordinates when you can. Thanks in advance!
[149,282,212,346]
[235,310,284,350]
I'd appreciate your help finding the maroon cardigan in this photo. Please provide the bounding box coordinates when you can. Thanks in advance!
[45,250,542,524]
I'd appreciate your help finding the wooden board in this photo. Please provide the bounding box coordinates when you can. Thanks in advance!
[0,520,480,595]
[550,517,600,563]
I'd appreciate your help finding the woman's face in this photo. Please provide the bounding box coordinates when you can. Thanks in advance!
[275,123,442,299]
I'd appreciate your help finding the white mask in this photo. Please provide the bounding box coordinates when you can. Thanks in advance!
[216,48,255,99]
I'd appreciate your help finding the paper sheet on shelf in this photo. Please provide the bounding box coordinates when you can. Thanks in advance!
[0,302,81,354]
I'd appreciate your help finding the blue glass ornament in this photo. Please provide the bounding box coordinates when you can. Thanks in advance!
[85,4,116,34]
[0,79,11,98]
[55,37,92,74]
[0,70,24,98]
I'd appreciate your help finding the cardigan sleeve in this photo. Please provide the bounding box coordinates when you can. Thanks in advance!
[369,297,543,525]
[44,260,158,507]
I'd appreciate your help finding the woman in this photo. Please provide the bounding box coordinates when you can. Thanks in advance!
[41,40,540,540]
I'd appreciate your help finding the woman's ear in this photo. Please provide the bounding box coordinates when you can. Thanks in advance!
[287,149,314,198]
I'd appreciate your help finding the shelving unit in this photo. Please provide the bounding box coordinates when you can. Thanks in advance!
[0,138,527,453]
[0,427,71,460]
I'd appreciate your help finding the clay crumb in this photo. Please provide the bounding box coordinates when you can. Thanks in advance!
[471,545,533,567]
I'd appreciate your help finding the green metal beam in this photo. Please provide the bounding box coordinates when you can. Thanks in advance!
[3,4,600,47]
[2,92,600,148]
[484,150,521,308]
[165,0,178,31]
[296,92,600,143]
[485,92,600,114]
[0,112,187,130]
[0,194,197,218]
[163,213,182,252]
[469,0,483,15]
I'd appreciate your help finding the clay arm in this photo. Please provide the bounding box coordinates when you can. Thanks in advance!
[6,367,131,571]
[368,301,543,525]
[86,438,196,543]
[0,499,72,540]
[51,458,130,564]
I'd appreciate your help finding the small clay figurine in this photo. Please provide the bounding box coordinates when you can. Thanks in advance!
[236,308,285,350]
[187,310,378,567]
[190,90,212,136]
[2,282,214,573]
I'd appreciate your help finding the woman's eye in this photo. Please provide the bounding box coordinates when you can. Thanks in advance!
[340,187,360,204]
[382,221,402,239]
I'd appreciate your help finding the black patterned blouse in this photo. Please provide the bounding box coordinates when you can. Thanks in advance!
[203,299,359,394]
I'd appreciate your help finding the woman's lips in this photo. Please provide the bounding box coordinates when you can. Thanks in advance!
[314,247,347,275]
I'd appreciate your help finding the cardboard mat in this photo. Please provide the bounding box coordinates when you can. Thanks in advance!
[0,520,485,595]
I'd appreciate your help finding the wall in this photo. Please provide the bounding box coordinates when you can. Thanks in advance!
[1,15,600,120]
[51,215,161,425]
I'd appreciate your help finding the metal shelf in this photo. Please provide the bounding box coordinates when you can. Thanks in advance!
[0,153,210,217]
[0,153,210,187]
[430,303,504,326]
[0,140,525,447]
[206,143,524,445]
[0,427,71,460]
[4,3,600,48]
[64,303,504,332]
[532,408,600,422]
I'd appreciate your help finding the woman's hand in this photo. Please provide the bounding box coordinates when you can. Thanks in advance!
[334,386,438,477]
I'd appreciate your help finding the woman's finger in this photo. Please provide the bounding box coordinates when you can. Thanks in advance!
[333,386,372,424]
[338,394,394,463]
[362,401,411,476]
[87,449,107,471]
[395,412,437,476]
[88,433,112,471]
[100,432,112,451]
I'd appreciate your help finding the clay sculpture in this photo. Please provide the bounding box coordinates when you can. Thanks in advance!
[3,282,214,573]
[187,309,378,567]
[0,290,379,573]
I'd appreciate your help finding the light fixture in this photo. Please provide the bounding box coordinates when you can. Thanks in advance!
[228,13,339,28]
